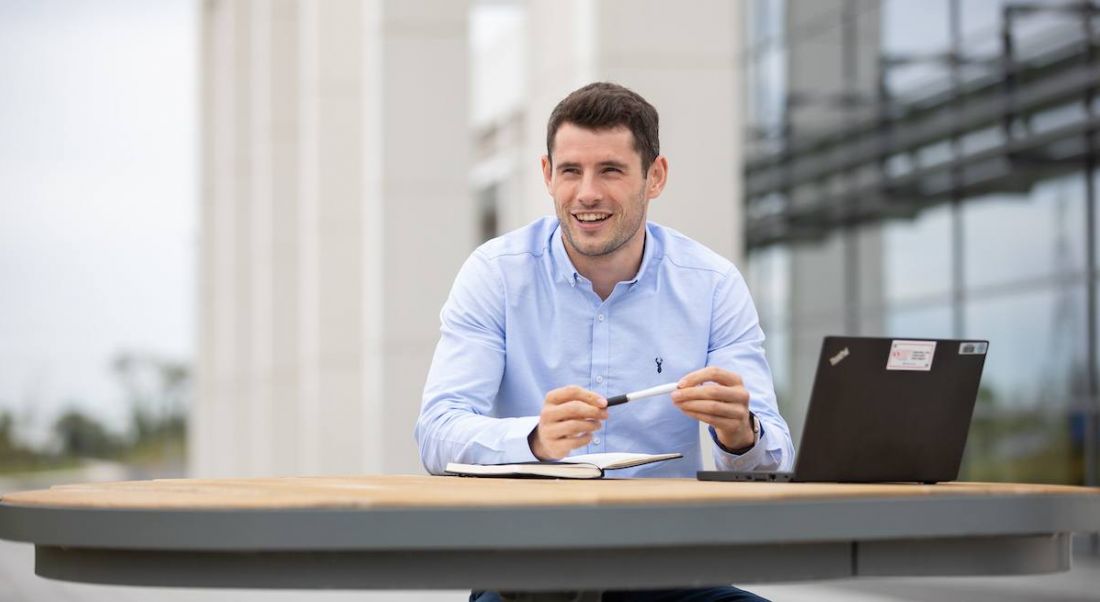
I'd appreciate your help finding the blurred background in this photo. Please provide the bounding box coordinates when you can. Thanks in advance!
[2,0,1099,600]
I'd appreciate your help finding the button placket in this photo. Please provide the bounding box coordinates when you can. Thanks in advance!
[590,304,610,452]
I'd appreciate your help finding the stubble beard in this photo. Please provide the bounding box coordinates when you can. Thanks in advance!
[560,187,648,259]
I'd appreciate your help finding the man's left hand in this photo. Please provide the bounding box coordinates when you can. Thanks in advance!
[671,366,755,452]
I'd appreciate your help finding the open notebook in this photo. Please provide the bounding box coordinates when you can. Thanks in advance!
[445,452,682,480]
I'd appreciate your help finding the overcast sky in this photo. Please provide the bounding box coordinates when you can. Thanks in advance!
[0,0,196,443]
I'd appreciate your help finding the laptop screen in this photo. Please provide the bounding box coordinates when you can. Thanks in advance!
[790,336,988,483]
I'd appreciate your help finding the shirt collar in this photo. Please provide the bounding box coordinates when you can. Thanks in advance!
[631,222,659,285]
[550,220,659,288]
[550,223,580,286]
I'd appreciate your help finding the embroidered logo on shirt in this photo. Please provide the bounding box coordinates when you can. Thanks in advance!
[655,356,663,374]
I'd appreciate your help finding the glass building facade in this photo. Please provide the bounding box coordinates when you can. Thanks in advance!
[742,0,1100,488]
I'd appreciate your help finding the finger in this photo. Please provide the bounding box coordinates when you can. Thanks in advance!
[543,400,609,422]
[543,419,602,440]
[678,367,743,388]
[671,385,749,405]
[677,408,744,432]
[675,399,749,421]
[545,385,608,408]
[548,434,593,455]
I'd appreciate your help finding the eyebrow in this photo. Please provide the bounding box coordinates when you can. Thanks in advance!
[556,160,630,171]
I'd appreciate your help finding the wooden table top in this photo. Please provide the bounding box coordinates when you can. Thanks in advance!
[3,474,1097,510]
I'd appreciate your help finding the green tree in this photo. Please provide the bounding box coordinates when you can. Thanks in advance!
[53,409,120,458]
[112,352,190,445]
[0,411,13,453]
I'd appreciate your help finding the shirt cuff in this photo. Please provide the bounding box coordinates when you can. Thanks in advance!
[500,415,541,463]
[710,423,769,471]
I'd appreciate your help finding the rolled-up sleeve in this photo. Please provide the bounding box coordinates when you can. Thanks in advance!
[415,251,539,474]
[704,266,795,472]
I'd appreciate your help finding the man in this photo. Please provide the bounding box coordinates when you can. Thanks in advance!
[416,83,794,601]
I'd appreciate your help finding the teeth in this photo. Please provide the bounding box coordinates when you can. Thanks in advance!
[575,213,609,222]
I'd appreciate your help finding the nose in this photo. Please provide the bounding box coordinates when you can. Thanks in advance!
[576,172,601,206]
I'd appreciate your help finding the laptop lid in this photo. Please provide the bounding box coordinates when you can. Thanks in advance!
[790,336,988,483]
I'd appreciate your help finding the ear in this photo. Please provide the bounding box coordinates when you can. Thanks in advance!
[541,155,553,192]
[645,155,669,199]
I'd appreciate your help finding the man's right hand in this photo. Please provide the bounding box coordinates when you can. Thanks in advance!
[528,385,608,461]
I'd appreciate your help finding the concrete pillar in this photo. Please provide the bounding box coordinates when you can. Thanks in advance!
[196,0,251,478]
[297,0,366,475]
[264,0,304,476]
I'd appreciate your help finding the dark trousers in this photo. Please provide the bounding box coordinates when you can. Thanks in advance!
[470,587,769,602]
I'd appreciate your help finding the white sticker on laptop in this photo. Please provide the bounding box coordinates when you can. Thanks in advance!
[886,340,936,371]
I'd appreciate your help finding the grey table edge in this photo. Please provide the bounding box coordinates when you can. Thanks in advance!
[2,493,1097,590]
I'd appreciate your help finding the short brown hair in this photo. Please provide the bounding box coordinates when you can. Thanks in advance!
[546,82,660,171]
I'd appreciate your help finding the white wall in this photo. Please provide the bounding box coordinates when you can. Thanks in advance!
[194,0,471,477]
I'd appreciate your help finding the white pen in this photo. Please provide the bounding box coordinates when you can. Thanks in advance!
[606,382,679,407]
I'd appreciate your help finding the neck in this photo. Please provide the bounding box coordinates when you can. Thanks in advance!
[565,228,646,301]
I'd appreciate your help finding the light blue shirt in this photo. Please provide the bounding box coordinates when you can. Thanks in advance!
[416,217,794,477]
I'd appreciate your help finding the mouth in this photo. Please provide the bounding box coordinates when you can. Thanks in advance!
[571,212,612,230]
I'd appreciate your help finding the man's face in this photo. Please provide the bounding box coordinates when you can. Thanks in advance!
[542,123,665,262]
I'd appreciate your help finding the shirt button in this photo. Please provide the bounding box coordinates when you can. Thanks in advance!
[596,375,604,384]
[593,437,601,445]
[597,314,604,321]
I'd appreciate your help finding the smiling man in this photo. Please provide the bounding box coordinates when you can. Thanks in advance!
[416,83,793,602]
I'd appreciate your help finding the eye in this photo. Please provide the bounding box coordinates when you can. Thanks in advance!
[602,167,623,174]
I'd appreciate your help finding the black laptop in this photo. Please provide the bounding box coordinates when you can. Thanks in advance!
[698,336,989,484]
